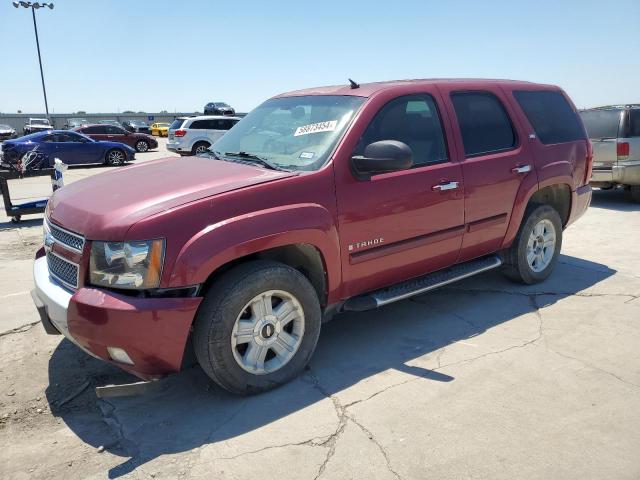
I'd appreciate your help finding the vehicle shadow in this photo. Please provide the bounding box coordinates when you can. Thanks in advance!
[0,217,42,231]
[44,254,615,478]
[590,187,640,212]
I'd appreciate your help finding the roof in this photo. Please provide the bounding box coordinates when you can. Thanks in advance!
[580,104,640,111]
[274,78,551,99]
[186,115,241,121]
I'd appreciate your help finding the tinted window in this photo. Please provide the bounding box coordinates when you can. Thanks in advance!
[190,120,208,130]
[170,119,185,130]
[356,94,448,166]
[628,110,640,137]
[83,126,106,134]
[451,92,516,156]
[105,126,122,134]
[513,90,584,144]
[579,109,621,139]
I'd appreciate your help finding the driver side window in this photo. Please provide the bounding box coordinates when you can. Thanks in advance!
[355,94,448,166]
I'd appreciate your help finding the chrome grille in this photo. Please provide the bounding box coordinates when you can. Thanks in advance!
[47,251,79,289]
[49,221,85,252]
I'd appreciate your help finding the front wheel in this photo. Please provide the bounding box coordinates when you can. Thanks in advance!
[502,204,562,284]
[193,261,321,395]
[135,140,149,152]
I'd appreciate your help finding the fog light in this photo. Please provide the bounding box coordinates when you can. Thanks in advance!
[107,347,134,365]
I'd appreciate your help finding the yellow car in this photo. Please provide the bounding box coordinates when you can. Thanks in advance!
[150,122,170,137]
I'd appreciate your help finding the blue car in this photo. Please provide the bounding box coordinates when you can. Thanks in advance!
[0,130,136,168]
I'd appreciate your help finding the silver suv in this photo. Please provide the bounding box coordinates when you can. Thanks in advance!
[166,115,240,155]
[580,105,640,202]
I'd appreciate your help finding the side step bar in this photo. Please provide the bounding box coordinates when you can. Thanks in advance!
[343,255,502,312]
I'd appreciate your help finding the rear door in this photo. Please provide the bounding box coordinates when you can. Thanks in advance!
[579,108,622,173]
[105,125,133,147]
[82,125,108,142]
[439,87,535,261]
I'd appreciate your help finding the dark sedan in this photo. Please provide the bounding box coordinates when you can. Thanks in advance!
[204,102,235,116]
[75,124,158,152]
[122,120,151,134]
[0,130,135,167]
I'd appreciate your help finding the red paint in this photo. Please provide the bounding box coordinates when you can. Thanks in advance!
[44,79,591,379]
[74,125,158,150]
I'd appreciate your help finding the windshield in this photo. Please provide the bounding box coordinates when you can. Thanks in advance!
[32,119,50,125]
[0,124,12,130]
[211,95,365,171]
[215,103,230,108]
[130,121,147,126]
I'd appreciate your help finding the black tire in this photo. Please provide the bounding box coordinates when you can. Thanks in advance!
[191,141,210,156]
[502,204,563,284]
[193,260,322,395]
[630,185,640,203]
[105,149,126,166]
[135,140,149,153]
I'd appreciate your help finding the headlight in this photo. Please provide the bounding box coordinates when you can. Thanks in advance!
[90,239,164,289]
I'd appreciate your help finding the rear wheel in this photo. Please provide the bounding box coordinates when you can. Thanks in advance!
[192,141,210,155]
[105,149,126,166]
[193,261,321,395]
[630,185,640,203]
[135,140,149,152]
[502,204,562,284]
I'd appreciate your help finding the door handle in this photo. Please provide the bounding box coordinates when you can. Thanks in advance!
[512,165,532,174]
[432,181,459,191]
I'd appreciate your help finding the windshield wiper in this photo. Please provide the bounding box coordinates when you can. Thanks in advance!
[198,149,223,160]
[223,151,289,171]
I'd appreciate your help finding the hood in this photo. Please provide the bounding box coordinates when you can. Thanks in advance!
[48,156,296,239]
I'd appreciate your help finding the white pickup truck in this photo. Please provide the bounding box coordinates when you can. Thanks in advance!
[23,118,53,135]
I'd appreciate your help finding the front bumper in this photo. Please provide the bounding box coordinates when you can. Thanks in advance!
[591,162,640,186]
[31,256,202,380]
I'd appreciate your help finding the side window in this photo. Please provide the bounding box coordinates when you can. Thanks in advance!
[106,126,123,134]
[190,120,205,130]
[356,94,448,166]
[451,91,516,157]
[513,90,585,144]
[629,110,640,138]
[83,126,105,134]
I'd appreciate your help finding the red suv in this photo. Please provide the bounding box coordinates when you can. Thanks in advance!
[32,79,592,395]
[75,124,158,152]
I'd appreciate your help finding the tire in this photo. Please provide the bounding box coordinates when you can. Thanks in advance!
[105,149,126,166]
[135,140,149,152]
[192,141,210,156]
[502,204,562,284]
[630,185,640,203]
[193,260,322,395]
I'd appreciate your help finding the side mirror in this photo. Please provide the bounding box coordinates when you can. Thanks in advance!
[350,140,413,180]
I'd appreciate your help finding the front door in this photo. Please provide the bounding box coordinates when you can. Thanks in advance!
[335,91,465,298]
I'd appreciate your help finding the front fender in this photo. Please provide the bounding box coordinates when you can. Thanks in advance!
[169,203,342,301]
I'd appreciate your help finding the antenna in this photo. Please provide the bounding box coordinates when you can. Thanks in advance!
[348,78,360,89]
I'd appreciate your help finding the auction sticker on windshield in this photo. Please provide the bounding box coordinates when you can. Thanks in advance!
[294,120,337,136]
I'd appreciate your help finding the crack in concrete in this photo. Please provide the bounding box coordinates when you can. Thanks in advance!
[349,416,402,480]
[98,398,140,457]
[0,321,39,337]
[439,286,638,301]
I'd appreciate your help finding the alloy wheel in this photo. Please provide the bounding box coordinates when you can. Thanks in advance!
[526,219,556,272]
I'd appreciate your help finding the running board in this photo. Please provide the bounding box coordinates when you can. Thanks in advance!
[343,255,502,312]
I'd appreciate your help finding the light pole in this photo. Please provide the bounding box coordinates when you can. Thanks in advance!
[12,1,54,119]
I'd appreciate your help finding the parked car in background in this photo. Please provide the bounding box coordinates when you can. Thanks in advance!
[150,122,170,137]
[167,115,240,155]
[23,118,52,135]
[1,130,135,166]
[75,124,158,152]
[31,79,592,394]
[579,105,640,202]
[0,124,17,141]
[204,102,235,116]
[64,118,89,130]
[97,119,122,127]
[122,120,151,134]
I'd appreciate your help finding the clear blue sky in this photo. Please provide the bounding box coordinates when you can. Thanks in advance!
[1,0,638,113]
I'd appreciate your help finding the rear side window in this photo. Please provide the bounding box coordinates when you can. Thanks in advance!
[628,110,640,137]
[579,109,621,139]
[451,92,516,156]
[83,126,106,134]
[514,90,585,144]
[170,119,185,130]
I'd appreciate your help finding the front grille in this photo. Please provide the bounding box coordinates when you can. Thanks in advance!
[47,251,79,289]
[49,222,85,252]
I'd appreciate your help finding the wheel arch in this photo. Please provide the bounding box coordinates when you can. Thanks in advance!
[502,182,572,249]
